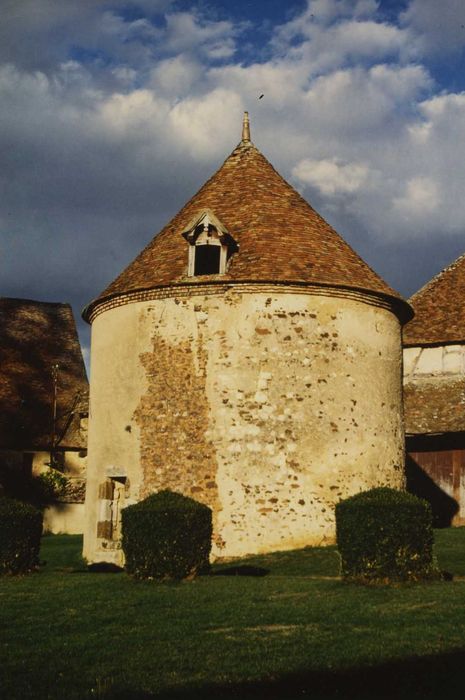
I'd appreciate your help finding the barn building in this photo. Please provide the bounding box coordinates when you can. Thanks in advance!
[83,114,412,565]
[0,297,88,533]
[403,253,465,526]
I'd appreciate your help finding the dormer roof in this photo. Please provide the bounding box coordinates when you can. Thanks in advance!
[84,115,411,322]
[182,208,229,239]
[181,208,238,251]
[403,252,465,346]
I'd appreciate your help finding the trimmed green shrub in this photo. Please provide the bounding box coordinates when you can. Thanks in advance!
[122,490,212,581]
[336,487,439,583]
[0,497,43,575]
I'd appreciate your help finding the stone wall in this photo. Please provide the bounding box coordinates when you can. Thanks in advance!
[43,503,85,535]
[83,285,405,564]
[404,345,465,378]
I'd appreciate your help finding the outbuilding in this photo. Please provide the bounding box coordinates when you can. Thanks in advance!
[0,297,88,533]
[404,252,465,526]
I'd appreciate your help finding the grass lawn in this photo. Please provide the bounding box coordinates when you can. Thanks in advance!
[2,531,465,699]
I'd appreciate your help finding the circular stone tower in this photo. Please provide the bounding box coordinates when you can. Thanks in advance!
[83,114,412,564]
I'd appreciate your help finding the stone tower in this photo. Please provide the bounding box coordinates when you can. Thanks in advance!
[83,114,412,565]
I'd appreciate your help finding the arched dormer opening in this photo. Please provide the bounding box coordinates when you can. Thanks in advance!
[182,209,238,277]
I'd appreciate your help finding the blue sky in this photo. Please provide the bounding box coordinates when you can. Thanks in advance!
[1,0,465,360]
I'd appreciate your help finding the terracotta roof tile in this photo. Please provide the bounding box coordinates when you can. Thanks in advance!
[404,378,465,434]
[0,298,88,450]
[403,252,465,346]
[85,138,410,321]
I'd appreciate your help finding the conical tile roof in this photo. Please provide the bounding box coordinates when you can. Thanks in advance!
[84,122,410,322]
[403,252,465,346]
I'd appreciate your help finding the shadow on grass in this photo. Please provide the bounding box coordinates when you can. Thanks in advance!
[86,563,124,574]
[101,649,465,700]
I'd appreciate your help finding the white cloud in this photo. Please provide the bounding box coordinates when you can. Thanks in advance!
[170,89,244,159]
[401,0,465,55]
[162,12,239,59]
[292,158,371,195]
[276,0,379,38]
[285,20,412,71]
[81,345,90,374]
[209,61,308,107]
[420,91,465,121]
[149,55,203,96]
[96,89,170,141]
[111,66,138,86]
[99,11,161,52]
[272,0,412,75]
[300,64,431,135]
[393,177,440,217]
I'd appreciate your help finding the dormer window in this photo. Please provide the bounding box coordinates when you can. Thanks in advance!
[182,209,238,277]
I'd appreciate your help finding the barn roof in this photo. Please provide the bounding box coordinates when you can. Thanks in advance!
[404,378,465,435]
[0,298,88,450]
[403,252,465,346]
[84,114,411,322]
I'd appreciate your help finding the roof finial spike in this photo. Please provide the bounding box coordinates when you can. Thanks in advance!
[242,111,251,143]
